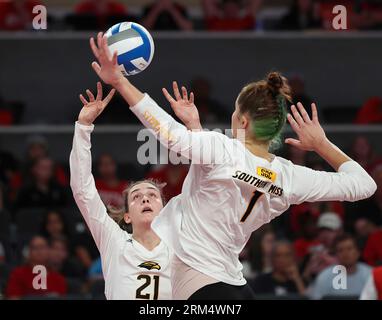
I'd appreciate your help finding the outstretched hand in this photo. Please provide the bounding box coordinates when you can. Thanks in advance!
[78,82,116,126]
[90,32,125,87]
[162,81,202,130]
[285,102,327,152]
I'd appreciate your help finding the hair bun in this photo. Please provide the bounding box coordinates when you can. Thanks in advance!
[267,72,284,95]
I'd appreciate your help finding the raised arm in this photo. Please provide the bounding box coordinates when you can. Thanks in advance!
[89,33,227,164]
[70,83,126,257]
[286,102,377,204]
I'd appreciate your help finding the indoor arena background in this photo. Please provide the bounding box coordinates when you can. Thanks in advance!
[0,0,381,300]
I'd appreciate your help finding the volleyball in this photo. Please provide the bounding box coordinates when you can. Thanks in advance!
[105,22,155,76]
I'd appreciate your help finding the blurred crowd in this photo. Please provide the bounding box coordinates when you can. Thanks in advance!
[0,127,381,299]
[1,0,382,32]
[1,73,382,126]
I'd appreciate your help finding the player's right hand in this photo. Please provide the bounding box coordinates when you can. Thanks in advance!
[285,102,328,152]
[162,81,202,130]
[90,32,125,87]
[78,82,115,126]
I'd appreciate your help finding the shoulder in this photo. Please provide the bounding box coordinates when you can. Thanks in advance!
[316,265,335,281]
[357,262,372,274]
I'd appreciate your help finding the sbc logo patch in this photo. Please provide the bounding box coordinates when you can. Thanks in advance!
[257,167,276,182]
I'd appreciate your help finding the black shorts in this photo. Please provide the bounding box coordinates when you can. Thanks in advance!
[188,282,255,300]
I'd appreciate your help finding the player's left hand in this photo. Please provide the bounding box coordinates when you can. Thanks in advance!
[90,32,125,87]
[162,81,202,130]
[78,82,115,126]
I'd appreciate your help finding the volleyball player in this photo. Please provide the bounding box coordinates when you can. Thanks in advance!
[89,32,377,299]
[70,81,200,299]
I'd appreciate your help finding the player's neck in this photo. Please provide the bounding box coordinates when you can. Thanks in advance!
[132,229,161,251]
[244,140,273,163]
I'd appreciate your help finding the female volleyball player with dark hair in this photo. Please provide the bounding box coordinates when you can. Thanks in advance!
[89,32,377,299]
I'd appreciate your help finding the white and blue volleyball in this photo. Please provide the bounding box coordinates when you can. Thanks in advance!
[105,22,155,76]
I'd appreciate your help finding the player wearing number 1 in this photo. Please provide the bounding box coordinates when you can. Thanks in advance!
[89,32,377,299]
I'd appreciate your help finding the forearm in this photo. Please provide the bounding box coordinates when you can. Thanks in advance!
[314,138,352,172]
[114,77,145,107]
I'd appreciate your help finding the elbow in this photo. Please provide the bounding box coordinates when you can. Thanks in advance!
[364,176,377,199]
[349,176,377,202]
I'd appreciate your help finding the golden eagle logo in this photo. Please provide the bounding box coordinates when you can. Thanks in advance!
[138,261,161,270]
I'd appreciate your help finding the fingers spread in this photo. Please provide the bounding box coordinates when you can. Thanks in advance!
[311,103,319,123]
[291,105,305,126]
[112,51,118,66]
[285,138,302,148]
[90,37,100,59]
[86,89,95,102]
[287,113,300,132]
[172,81,181,101]
[79,94,88,105]
[91,61,101,76]
[96,82,103,100]
[102,35,111,60]
[162,88,176,104]
[104,88,116,105]
[181,86,188,100]
[190,92,194,104]
[296,102,311,123]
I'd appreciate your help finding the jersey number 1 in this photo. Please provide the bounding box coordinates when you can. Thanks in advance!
[136,275,160,300]
[240,190,264,223]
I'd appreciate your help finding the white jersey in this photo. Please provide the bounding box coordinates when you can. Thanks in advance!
[70,122,172,300]
[130,94,377,286]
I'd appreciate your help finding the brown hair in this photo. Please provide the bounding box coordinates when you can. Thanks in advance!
[237,71,292,146]
[107,179,166,233]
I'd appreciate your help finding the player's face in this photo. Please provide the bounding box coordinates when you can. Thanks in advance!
[125,183,163,227]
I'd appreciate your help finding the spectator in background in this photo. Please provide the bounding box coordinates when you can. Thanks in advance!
[190,77,230,123]
[142,0,193,31]
[248,225,276,278]
[352,1,382,30]
[349,136,382,173]
[293,210,320,262]
[354,216,379,252]
[301,213,342,283]
[10,135,68,197]
[88,257,103,280]
[40,210,71,243]
[95,153,128,208]
[5,235,67,299]
[354,96,382,124]
[14,157,67,209]
[49,237,86,279]
[310,234,371,299]
[360,266,382,300]
[146,163,188,200]
[73,0,128,30]
[0,0,42,31]
[278,0,321,30]
[0,92,24,125]
[202,0,261,31]
[363,226,382,267]
[249,241,306,297]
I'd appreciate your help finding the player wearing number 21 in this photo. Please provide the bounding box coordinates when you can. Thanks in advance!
[69,80,202,299]
[88,32,377,300]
